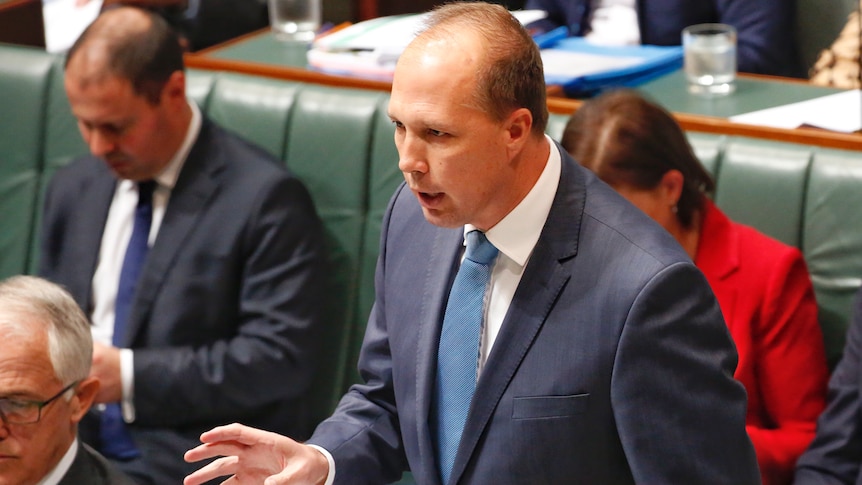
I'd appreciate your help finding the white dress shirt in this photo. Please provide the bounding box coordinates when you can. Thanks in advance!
[36,438,78,485]
[585,0,641,46]
[90,101,202,422]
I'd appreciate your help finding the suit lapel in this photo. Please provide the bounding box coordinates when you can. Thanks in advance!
[121,122,222,346]
[449,148,585,484]
[415,228,463,485]
[68,166,116,313]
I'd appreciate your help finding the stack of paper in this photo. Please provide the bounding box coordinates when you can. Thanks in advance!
[308,10,682,95]
[307,10,548,81]
[730,90,862,133]
[43,0,102,53]
[540,36,683,97]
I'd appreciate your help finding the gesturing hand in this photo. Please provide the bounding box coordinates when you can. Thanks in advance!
[184,423,330,485]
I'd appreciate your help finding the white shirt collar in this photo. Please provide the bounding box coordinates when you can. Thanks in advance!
[36,437,78,485]
[155,99,202,189]
[466,135,562,267]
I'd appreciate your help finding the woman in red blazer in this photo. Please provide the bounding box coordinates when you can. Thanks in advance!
[562,89,828,485]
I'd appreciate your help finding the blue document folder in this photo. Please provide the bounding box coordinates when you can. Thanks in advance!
[537,30,683,97]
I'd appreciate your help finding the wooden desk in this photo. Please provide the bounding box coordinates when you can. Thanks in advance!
[188,30,862,151]
[0,0,44,48]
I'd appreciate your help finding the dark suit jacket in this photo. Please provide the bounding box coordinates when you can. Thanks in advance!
[307,147,760,484]
[59,441,137,485]
[39,118,327,484]
[794,289,862,485]
[159,0,269,51]
[524,0,804,77]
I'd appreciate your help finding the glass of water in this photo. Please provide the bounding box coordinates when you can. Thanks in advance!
[268,0,322,43]
[682,23,737,96]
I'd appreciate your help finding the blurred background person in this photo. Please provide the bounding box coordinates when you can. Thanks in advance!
[795,287,862,484]
[40,6,327,484]
[562,88,828,485]
[0,275,135,485]
[81,0,268,50]
[809,0,862,88]
[524,0,804,77]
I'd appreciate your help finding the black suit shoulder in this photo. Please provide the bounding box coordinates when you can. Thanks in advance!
[59,442,137,485]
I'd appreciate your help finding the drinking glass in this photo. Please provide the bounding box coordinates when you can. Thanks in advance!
[268,0,321,43]
[682,23,737,96]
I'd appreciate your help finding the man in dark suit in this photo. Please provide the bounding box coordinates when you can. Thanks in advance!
[39,6,326,484]
[0,275,135,485]
[524,0,804,78]
[90,0,268,51]
[795,288,862,484]
[184,3,759,484]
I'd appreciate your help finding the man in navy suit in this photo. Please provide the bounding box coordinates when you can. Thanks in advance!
[39,6,326,484]
[795,288,862,484]
[184,3,759,484]
[90,0,268,51]
[524,0,804,77]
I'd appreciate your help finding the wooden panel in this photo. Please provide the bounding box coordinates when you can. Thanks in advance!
[0,0,45,48]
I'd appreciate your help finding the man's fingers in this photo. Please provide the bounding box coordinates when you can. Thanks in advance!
[182,455,239,485]
[200,423,271,446]
[185,440,247,463]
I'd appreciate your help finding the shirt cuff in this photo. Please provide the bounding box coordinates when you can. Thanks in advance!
[306,444,335,485]
[119,348,135,422]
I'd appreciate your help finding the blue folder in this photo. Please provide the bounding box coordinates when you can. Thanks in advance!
[535,28,683,98]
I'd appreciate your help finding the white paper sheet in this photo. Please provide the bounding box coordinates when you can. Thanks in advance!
[730,90,862,133]
[43,0,102,53]
[540,49,643,78]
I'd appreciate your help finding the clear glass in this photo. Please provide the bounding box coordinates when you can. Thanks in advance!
[268,0,322,43]
[682,23,737,96]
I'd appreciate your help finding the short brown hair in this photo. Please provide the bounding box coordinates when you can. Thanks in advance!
[419,2,549,136]
[66,6,184,105]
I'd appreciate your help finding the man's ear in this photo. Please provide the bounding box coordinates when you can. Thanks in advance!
[504,107,534,157]
[162,70,187,105]
[69,377,100,423]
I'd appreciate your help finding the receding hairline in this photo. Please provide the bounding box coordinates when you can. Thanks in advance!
[66,7,154,76]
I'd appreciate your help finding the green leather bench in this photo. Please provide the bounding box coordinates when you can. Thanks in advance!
[3,42,862,444]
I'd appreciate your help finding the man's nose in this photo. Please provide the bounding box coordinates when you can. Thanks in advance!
[88,130,118,158]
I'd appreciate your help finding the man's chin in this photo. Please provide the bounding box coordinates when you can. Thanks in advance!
[419,207,463,229]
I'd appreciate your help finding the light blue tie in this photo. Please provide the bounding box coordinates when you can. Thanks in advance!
[434,230,498,484]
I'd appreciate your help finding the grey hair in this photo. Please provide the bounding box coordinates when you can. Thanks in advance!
[0,276,92,385]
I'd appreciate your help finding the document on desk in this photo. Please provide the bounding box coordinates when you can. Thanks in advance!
[540,37,683,97]
[43,0,102,53]
[307,10,548,80]
[730,90,862,133]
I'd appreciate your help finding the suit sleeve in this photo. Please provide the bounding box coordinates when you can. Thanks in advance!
[794,290,862,484]
[130,174,328,427]
[305,184,410,485]
[613,261,761,484]
[717,0,803,77]
[747,251,827,484]
[522,0,587,35]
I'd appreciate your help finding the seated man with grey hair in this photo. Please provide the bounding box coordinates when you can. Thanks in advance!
[0,275,134,485]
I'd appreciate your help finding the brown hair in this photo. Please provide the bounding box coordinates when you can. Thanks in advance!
[419,2,549,136]
[66,7,184,105]
[561,89,713,227]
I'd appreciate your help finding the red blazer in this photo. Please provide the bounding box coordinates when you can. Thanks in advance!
[695,201,828,485]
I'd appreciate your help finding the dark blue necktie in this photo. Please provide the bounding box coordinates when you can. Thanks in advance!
[100,180,155,461]
[434,230,498,484]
